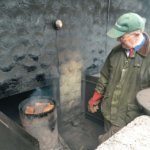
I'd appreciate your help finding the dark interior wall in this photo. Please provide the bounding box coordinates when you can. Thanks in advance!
[0,0,60,98]
[56,0,108,70]
[1,0,150,120]
[0,0,108,99]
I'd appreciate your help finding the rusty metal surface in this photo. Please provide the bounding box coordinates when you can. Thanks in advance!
[0,111,39,150]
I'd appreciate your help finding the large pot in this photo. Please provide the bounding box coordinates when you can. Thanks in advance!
[19,96,59,150]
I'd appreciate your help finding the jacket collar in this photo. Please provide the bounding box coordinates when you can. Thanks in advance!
[136,32,150,57]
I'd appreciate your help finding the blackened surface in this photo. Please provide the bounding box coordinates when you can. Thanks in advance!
[4,0,148,99]
[0,0,108,98]
[0,0,60,98]
[0,85,57,124]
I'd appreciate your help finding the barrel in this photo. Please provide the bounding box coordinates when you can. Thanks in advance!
[19,96,59,150]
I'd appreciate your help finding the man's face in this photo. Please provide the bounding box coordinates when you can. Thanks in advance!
[117,31,141,49]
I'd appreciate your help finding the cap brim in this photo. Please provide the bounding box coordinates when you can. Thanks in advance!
[107,27,125,38]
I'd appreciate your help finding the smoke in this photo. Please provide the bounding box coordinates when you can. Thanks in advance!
[30,86,52,98]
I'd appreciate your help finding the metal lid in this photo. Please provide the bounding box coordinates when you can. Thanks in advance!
[136,88,150,115]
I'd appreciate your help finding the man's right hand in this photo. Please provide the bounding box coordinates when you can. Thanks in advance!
[88,100,100,113]
[88,90,102,113]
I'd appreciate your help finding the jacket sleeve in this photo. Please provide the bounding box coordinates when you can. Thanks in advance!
[95,45,121,94]
[95,52,111,95]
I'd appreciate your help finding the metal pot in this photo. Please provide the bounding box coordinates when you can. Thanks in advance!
[19,96,59,150]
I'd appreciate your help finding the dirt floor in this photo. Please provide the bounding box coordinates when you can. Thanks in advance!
[59,112,104,150]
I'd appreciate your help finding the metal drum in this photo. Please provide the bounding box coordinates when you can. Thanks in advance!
[19,96,59,150]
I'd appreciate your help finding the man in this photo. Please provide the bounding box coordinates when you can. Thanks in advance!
[88,12,150,143]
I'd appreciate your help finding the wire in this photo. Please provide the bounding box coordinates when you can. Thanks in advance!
[105,0,111,55]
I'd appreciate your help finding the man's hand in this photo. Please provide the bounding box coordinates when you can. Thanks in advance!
[88,90,102,113]
[88,100,100,113]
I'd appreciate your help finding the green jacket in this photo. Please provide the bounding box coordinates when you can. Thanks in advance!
[96,33,150,127]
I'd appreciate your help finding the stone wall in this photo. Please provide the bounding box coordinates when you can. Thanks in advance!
[0,0,59,99]
[59,50,83,120]
[1,0,150,121]
[55,0,108,121]
[0,0,108,121]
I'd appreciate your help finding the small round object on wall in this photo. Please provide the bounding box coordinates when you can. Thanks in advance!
[55,19,63,30]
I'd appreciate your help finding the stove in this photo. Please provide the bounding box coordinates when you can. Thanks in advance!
[82,73,104,125]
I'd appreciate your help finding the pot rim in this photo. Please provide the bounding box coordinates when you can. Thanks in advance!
[18,96,56,118]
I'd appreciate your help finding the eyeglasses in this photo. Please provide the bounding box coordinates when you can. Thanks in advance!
[117,32,136,41]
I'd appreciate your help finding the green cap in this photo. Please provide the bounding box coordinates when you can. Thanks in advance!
[107,12,146,38]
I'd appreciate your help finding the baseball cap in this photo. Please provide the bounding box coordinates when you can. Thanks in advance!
[107,12,146,38]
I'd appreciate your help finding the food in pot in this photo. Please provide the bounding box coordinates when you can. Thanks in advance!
[24,102,54,115]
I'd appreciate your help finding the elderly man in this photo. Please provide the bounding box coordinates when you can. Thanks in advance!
[88,12,150,143]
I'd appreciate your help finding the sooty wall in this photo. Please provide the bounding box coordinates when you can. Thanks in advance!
[1,0,150,121]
